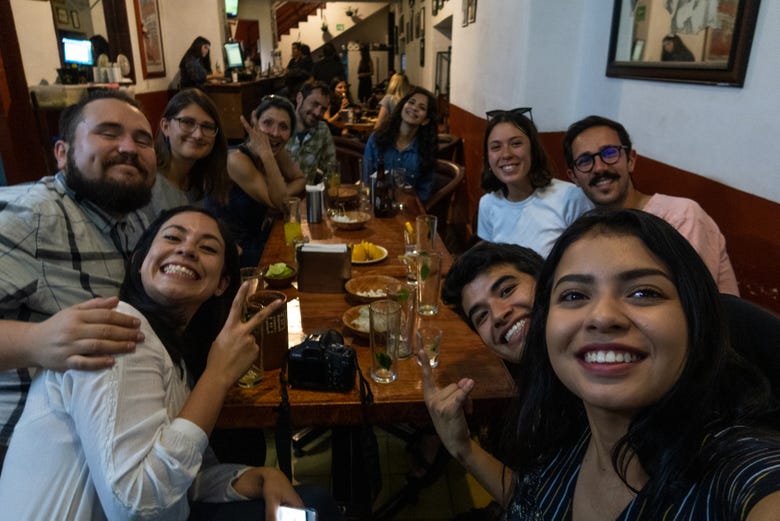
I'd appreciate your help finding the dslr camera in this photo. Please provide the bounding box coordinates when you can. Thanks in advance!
[287,329,356,392]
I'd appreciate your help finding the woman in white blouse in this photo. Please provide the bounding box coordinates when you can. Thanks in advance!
[0,207,340,520]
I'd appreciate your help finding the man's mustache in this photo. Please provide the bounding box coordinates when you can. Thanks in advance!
[103,152,149,177]
[589,172,620,187]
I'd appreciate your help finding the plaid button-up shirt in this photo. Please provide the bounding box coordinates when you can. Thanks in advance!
[0,173,156,446]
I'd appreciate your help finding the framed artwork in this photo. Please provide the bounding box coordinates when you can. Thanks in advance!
[133,0,166,78]
[461,0,469,27]
[420,8,425,38]
[467,0,477,24]
[56,7,69,25]
[415,10,421,39]
[432,0,438,16]
[71,11,81,29]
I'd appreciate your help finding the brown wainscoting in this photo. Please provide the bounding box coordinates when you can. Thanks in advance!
[449,103,780,314]
[135,90,176,132]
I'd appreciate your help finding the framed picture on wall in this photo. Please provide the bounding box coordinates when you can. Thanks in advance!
[415,10,421,39]
[432,0,438,16]
[56,7,69,25]
[71,11,81,29]
[461,0,468,27]
[133,0,166,78]
[420,8,425,38]
[467,0,477,24]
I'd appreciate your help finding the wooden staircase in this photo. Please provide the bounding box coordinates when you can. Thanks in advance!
[276,2,326,37]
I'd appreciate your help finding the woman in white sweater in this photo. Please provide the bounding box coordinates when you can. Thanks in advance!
[477,109,592,256]
[0,207,340,520]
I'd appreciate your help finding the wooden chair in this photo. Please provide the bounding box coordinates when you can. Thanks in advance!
[333,136,366,184]
[436,133,463,164]
[424,158,465,221]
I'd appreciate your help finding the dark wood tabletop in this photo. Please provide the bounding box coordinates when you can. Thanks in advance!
[217,193,516,430]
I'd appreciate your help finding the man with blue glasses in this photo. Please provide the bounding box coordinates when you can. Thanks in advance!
[563,115,739,295]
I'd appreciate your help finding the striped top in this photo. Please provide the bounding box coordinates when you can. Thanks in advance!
[0,173,156,446]
[506,427,780,520]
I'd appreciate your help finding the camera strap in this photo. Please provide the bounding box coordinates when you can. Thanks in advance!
[275,348,374,481]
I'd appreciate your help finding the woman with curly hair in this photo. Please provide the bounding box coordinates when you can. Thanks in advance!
[477,109,591,256]
[362,87,438,202]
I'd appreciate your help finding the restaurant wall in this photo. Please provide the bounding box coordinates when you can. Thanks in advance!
[448,0,780,204]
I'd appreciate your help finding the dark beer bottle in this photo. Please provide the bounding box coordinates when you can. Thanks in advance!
[373,158,395,217]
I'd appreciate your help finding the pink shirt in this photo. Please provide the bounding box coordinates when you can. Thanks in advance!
[643,193,739,295]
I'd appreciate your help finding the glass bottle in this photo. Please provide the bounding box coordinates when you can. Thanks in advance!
[284,197,303,245]
[373,158,395,217]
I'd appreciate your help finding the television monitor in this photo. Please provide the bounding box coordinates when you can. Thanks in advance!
[225,0,239,17]
[62,37,94,66]
[224,42,244,69]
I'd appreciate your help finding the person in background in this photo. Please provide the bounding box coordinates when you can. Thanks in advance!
[661,34,695,61]
[324,78,358,136]
[362,87,438,202]
[0,89,164,469]
[89,34,110,65]
[374,72,412,129]
[477,109,592,256]
[313,42,344,85]
[0,206,343,520]
[179,36,221,89]
[206,95,305,267]
[285,81,336,179]
[151,88,230,211]
[276,67,312,105]
[563,115,739,295]
[357,44,374,104]
[422,209,780,519]
[287,42,313,75]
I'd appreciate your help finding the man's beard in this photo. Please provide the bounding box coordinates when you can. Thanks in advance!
[65,150,152,214]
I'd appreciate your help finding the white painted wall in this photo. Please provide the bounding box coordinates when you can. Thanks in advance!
[447,0,780,203]
[12,0,61,86]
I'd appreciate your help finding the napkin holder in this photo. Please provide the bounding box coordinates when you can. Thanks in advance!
[296,244,352,293]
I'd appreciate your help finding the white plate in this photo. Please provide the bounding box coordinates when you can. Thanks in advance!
[352,245,388,265]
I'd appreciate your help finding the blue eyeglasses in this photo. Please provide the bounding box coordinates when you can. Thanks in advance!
[573,145,629,173]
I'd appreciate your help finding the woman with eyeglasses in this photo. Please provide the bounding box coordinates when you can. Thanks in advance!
[477,110,592,257]
[423,209,780,519]
[153,89,231,211]
[362,87,438,202]
[205,95,305,267]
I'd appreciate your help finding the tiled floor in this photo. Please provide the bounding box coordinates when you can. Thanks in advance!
[264,429,493,520]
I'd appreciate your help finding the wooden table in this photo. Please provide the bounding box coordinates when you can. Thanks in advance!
[218,194,514,429]
[216,193,514,518]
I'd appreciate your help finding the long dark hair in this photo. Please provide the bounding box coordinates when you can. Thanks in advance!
[155,88,230,204]
[502,209,777,513]
[375,87,438,175]
[119,206,241,380]
[481,112,552,195]
[179,36,212,74]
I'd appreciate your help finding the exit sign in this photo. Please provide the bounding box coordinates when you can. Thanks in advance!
[336,24,345,31]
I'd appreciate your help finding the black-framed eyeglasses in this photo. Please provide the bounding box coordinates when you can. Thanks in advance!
[486,107,533,123]
[572,145,629,173]
[171,117,219,137]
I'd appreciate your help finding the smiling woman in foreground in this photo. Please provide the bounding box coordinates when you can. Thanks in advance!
[426,209,780,520]
[0,207,342,520]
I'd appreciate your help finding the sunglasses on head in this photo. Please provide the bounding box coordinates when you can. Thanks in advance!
[486,107,533,123]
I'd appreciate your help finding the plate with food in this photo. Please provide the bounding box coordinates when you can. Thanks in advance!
[331,211,372,231]
[342,304,370,339]
[345,275,398,303]
[351,240,388,264]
